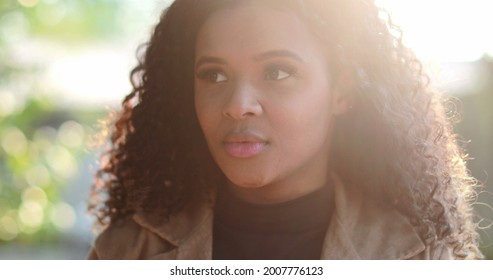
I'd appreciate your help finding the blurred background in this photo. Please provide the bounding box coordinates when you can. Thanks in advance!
[0,0,491,259]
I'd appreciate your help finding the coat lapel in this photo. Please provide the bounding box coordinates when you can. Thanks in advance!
[134,174,425,259]
[320,174,426,259]
[133,197,214,260]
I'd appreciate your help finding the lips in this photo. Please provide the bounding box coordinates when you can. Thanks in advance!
[222,131,267,158]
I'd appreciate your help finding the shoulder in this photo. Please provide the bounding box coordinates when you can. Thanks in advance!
[327,173,456,259]
[407,240,454,260]
[87,196,214,260]
[88,214,175,260]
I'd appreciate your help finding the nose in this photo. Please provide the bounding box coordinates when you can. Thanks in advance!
[223,82,263,120]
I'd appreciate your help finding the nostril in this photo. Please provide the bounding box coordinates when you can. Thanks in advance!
[223,104,261,120]
[222,84,263,119]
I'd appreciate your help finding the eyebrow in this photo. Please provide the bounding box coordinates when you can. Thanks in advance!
[253,49,304,63]
[195,49,305,69]
[195,56,227,69]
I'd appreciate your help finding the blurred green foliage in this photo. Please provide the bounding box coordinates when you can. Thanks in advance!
[454,57,493,260]
[0,0,123,244]
[0,96,86,242]
[0,0,122,42]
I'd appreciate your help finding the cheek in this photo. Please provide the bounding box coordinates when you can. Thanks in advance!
[194,96,214,139]
[271,86,333,152]
[277,83,332,127]
[195,97,227,154]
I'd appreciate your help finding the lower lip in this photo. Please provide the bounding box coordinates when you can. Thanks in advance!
[223,142,266,158]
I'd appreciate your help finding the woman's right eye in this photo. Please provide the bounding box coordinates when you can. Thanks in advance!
[197,70,228,83]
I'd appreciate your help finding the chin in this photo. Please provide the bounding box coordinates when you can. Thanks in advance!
[219,162,269,189]
[226,174,268,189]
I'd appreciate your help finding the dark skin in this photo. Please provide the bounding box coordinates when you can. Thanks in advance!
[194,2,350,204]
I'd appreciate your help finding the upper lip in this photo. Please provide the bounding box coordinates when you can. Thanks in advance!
[222,130,268,143]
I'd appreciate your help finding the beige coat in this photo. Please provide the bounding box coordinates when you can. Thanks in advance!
[88,175,453,260]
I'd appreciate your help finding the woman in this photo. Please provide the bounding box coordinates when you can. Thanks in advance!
[88,0,483,259]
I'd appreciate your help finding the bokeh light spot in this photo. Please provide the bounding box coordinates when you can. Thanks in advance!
[45,146,78,178]
[0,11,30,43]
[0,198,10,216]
[50,202,76,231]
[36,1,67,26]
[0,90,17,117]
[33,126,58,149]
[58,120,85,148]
[1,126,28,156]
[17,0,39,8]
[18,201,44,229]
[22,186,48,207]
[25,164,51,188]
[0,216,19,241]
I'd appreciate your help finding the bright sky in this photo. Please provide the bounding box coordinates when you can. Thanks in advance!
[44,0,493,107]
[376,0,493,62]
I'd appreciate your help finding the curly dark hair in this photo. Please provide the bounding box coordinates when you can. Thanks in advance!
[89,0,483,259]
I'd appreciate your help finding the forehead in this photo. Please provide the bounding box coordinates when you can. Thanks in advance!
[195,2,326,59]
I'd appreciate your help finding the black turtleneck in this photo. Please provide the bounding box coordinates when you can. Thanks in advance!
[212,184,333,260]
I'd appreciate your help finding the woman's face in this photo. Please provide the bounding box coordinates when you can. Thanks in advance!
[194,2,348,202]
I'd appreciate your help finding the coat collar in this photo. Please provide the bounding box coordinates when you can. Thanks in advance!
[133,174,425,259]
[319,174,425,259]
[133,195,214,259]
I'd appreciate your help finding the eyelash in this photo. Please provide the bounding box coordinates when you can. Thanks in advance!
[196,68,227,83]
[195,64,297,83]
[264,64,297,81]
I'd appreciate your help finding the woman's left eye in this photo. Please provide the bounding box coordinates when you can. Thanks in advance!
[265,67,293,81]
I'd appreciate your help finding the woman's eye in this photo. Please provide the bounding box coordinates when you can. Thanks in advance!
[210,72,228,83]
[198,70,228,83]
[265,68,293,81]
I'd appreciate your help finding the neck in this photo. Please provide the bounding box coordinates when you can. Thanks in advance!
[227,168,331,205]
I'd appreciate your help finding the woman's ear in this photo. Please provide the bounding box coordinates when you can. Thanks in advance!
[331,70,354,116]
